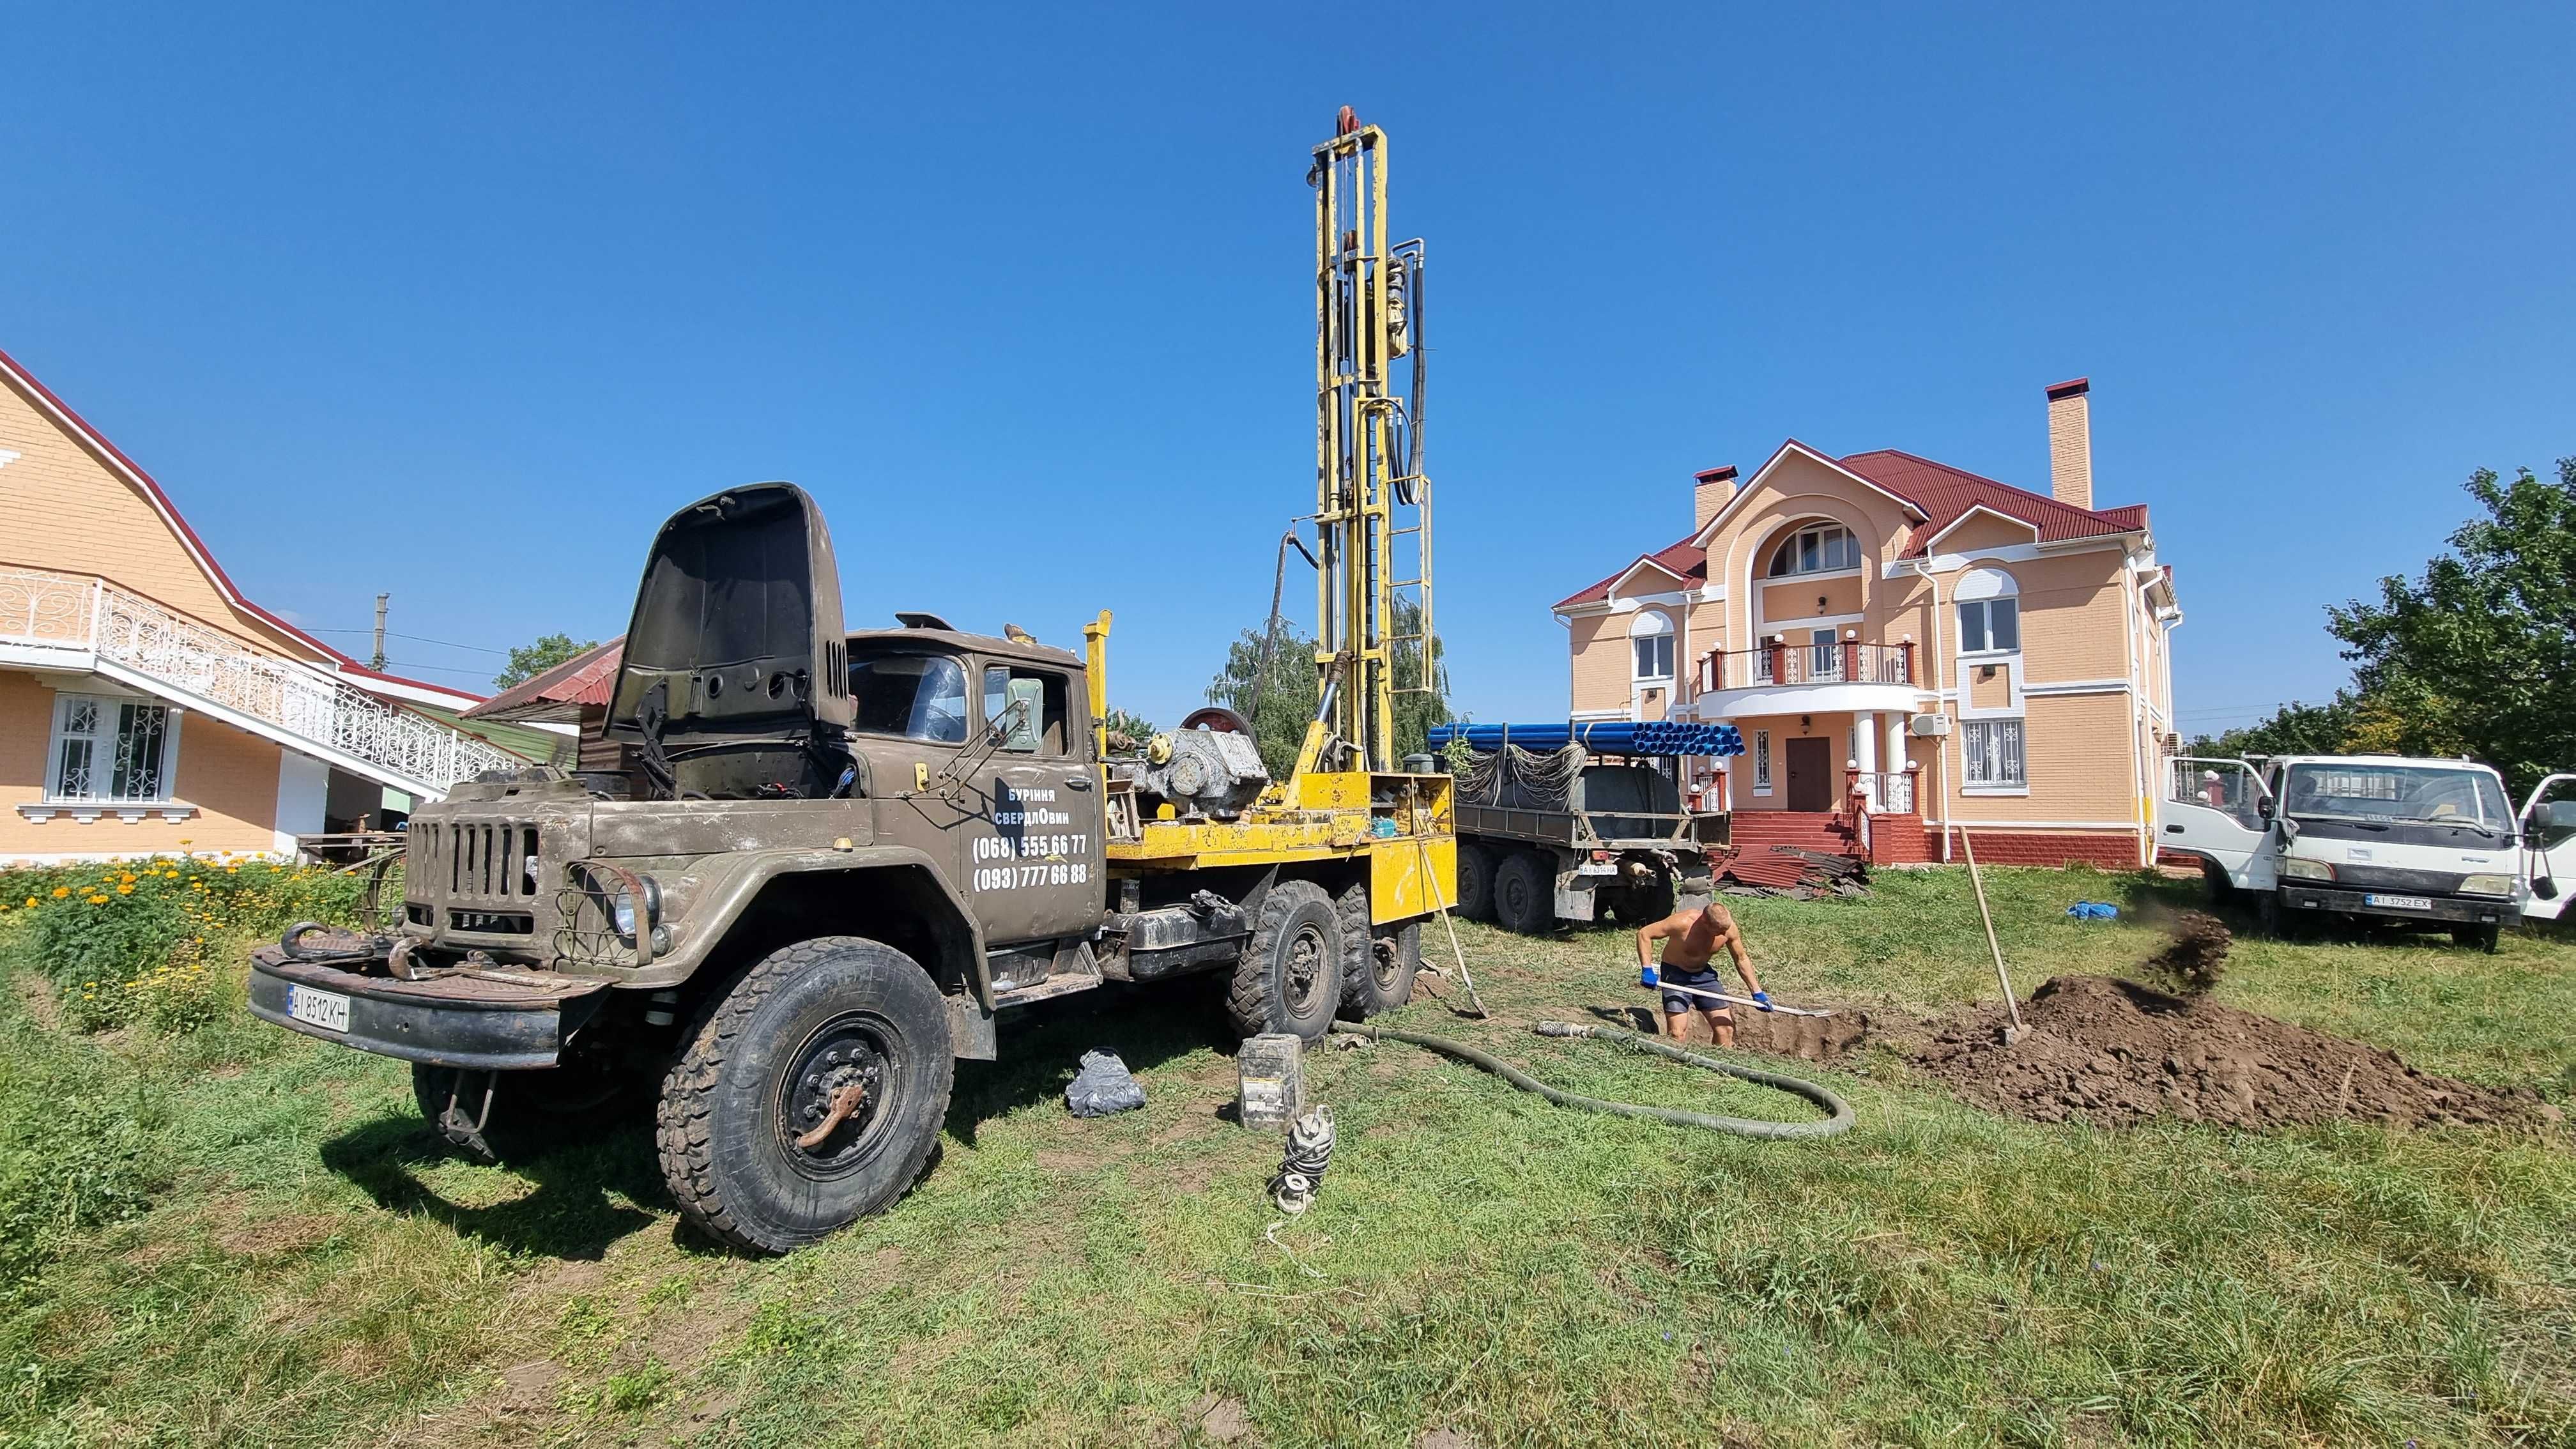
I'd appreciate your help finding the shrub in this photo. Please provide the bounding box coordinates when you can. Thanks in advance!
[0,854,390,1035]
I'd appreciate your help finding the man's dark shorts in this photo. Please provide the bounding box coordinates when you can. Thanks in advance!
[1660,966,1730,1016]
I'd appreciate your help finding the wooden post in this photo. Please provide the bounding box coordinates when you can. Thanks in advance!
[1958,826,2025,1036]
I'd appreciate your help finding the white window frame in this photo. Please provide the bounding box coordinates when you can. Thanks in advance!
[1961,716,2027,793]
[24,691,192,824]
[1766,523,1861,578]
[1629,610,1675,683]
[1752,728,1772,795]
[1955,567,2021,657]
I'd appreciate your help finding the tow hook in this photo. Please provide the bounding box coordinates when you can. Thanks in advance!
[794,1082,869,1149]
[436,1071,502,1158]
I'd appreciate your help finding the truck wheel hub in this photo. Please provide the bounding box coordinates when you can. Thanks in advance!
[778,1017,891,1171]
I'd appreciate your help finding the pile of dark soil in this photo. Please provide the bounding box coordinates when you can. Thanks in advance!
[1729,1006,1873,1064]
[1912,975,2561,1131]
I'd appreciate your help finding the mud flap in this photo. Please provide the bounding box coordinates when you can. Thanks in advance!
[949,992,997,1061]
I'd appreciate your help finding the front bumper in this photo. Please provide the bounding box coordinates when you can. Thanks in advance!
[247,942,612,1071]
[2277,884,2511,926]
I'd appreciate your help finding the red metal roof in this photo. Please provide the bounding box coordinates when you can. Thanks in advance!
[462,637,622,722]
[1556,443,2150,610]
[1553,538,1706,611]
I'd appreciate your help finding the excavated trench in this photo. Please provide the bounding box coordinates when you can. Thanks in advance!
[1707,916,2559,1133]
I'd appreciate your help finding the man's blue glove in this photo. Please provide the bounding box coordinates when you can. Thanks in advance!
[1752,991,1773,1012]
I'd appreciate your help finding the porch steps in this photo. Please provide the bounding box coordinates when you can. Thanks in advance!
[1728,811,1860,854]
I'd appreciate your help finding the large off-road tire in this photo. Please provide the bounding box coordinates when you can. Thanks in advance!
[1455,843,1497,923]
[1228,879,1341,1041]
[413,1059,641,1163]
[656,936,954,1255]
[1337,878,1420,1020]
[1493,850,1556,935]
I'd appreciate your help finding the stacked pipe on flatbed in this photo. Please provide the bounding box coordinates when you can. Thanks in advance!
[1428,721,1745,757]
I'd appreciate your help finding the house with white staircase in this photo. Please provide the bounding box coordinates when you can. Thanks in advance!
[0,345,525,864]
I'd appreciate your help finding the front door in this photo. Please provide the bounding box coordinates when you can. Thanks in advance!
[2158,756,2276,889]
[2521,774,2576,921]
[965,661,1107,946]
[1784,737,1834,811]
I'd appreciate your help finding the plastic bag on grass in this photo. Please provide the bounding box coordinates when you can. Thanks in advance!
[1065,1050,1146,1117]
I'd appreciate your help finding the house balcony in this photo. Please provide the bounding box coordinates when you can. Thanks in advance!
[1683,638,1925,721]
[0,565,521,799]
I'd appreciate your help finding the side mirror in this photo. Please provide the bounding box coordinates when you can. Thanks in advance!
[999,680,1045,753]
[2256,797,2274,821]
[2534,800,2576,831]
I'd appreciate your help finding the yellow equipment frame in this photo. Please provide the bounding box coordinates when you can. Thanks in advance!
[1097,109,1453,926]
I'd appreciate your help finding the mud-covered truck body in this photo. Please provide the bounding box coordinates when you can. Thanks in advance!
[249,482,1451,1253]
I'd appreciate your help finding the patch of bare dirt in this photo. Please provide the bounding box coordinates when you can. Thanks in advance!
[1726,1006,1873,1063]
[12,971,63,1031]
[1911,974,2563,1131]
[1186,1393,1257,1444]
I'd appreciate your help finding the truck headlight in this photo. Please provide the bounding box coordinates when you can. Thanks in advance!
[585,873,661,940]
[2281,858,2335,882]
[2458,873,2514,896]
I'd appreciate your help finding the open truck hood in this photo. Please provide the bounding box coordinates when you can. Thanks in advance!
[607,482,854,745]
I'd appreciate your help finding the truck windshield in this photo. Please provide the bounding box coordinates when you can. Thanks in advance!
[848,652,968,743]
[2280,763,2512,832]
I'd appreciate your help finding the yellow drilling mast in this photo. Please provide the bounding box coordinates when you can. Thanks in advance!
[1094,107,1452,925]
[1308,105,1434,777]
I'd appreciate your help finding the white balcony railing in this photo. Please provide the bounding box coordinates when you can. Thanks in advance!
[0,566,519,795]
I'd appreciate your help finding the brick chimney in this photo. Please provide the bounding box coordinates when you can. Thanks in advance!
[1692,464,1738,531]
[2045,378,2092,510]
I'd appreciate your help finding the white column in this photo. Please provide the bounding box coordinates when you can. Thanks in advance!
[272,749,328,860]
[1886,714,1910,811]
[1855,711,1878,809]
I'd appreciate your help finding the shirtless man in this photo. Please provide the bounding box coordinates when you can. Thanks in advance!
[1635,900,1770,1046]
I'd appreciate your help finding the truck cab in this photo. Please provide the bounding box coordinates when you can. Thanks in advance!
[2159,753,2547,949]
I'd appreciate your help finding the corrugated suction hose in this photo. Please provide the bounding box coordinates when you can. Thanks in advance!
[1326,1020,1853,1140]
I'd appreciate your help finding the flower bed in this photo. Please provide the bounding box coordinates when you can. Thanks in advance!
[0,852,392,1032]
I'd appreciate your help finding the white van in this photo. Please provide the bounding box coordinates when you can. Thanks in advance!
[2159,755,2576,951]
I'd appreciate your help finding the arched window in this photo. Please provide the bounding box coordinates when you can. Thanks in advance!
[1766,520,1861,576]
[1956,567,2020,654]
[1630,611,1675,681]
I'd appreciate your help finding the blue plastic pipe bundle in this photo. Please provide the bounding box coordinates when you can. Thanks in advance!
[1427,721,1744,757]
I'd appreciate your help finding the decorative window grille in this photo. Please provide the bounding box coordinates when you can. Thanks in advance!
[1963,718,2026,787]
[51,693,176,802]
[1753,729,1772,790]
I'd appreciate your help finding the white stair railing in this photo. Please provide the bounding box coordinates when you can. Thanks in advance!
[0,565,519,793]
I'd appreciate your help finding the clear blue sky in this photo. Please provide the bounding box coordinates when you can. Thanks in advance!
[6,5,2569,735]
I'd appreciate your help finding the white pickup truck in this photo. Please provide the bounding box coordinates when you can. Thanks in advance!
[2159,755,2576,951]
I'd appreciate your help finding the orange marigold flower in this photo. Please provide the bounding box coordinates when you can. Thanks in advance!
[52,886,71,898]
[116,884,135,895]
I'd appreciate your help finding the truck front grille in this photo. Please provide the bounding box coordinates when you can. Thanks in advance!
[407,820,547,941]
[417,821,542,905]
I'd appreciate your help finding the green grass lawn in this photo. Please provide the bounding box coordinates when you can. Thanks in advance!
[1,867,2570,1447]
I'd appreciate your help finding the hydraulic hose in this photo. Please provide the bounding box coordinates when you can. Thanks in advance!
[1326,1020,1854,1140]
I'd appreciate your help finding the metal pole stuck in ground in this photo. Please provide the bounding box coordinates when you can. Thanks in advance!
[1956,827,2027,1043]
[1418,834,1489,1018]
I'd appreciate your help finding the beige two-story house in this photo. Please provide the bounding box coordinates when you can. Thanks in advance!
[1553,379,2182,868]
[0,344,528,865]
